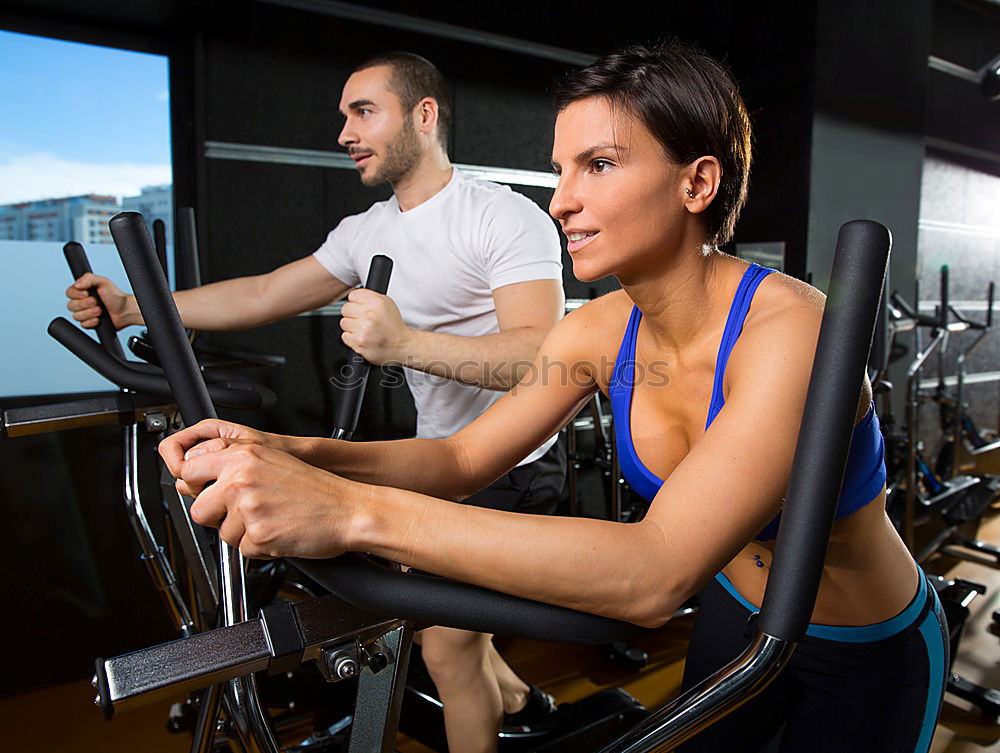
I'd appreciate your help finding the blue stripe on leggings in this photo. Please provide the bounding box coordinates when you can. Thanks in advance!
[914,589,948,753]
[713,572,928,642]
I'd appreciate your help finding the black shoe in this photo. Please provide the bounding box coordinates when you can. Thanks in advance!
[502,685,557,733]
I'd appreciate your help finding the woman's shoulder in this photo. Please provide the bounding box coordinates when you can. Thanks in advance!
[724,267,826,385]
[749,267,825,334]
[542,289,633,367]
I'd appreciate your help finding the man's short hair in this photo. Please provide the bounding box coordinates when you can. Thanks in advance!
[355,52,451,147]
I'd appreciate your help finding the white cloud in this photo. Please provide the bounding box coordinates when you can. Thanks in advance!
[0,151,171,204]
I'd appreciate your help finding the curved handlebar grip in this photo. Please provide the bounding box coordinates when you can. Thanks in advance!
[175,207,202,290]
[152,219,169,278]
[48,318,275,410]
[63,242,126,360]
[332,255,394,438]
[940,265,949,329]
[889,290,916,319]
[890,290,943,330]
[109,212,218,425]
[757,220,890,642]
[289,554,638,643]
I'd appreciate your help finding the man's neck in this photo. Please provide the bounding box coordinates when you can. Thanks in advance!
[391,151,453,212]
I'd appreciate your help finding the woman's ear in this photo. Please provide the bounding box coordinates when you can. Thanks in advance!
[682,156,722,215]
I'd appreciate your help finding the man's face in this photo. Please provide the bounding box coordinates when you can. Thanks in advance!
[338,65,421,187]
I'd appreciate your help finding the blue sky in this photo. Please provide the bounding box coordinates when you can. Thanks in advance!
[0,29,172,203]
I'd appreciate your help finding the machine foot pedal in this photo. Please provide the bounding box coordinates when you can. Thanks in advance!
[948,673,1000,721]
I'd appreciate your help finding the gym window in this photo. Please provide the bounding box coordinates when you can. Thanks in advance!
[0,29,172,398]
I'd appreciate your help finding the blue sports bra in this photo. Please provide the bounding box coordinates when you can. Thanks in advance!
[609,263,886,542]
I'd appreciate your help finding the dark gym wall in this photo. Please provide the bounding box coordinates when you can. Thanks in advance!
[805,0,933,293]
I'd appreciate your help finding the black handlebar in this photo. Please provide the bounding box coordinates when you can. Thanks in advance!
[48,318,275,410]
[892,265,994,333]
[109,210,638,643]
[110,213,219,424]
[948,280,995,331]
[757,220,890,640]
[332,255,393,439]
[939,265,949,330]
[152,219,169,278]
[175,207,202,291]
[298,553,636,643]
[63,242,126,360]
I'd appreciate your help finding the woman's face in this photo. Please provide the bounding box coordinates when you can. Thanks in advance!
[549,96,690,284]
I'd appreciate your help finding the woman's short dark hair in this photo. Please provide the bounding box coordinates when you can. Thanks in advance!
[554,41,751,246]
[355,52,451,148]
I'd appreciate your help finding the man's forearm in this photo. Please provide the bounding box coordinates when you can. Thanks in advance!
[173,276,281,330]
[121,276,274,331]
[401,327,546,391]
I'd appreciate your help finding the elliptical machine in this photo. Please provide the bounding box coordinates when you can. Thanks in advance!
[87,211,892,752]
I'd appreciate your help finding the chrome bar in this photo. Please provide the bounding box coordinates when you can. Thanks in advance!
[904,329,946,550]
[218,544,281,752]
[124,423,195,636]
[951,329,989,478]
[597,633,794,753]
[160,472,219,624]
[926,136,1000,167]
[225,672,280,753]
[190,683,224,753]
[927,55,979,83]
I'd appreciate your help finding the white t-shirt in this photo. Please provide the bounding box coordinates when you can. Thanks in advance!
[313,169,562,465]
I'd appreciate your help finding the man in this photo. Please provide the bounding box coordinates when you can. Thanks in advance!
[67,52,564,753]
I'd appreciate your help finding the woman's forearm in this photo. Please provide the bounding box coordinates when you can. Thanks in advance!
[287,435,490,502]
[349,485,688,628]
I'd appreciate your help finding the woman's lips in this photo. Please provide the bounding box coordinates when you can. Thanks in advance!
[567,231,599,253]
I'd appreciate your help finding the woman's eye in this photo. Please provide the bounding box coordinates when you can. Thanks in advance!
[591,159,613,173]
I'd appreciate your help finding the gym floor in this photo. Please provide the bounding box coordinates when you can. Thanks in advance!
[1,508,997,752]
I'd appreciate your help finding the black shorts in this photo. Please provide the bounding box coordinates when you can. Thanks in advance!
[678,570,949,753]
[461,435,566,515]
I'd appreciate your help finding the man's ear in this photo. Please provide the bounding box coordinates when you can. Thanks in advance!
[416,96,439,136]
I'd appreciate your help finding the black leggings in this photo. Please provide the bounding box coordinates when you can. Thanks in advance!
[678,571,949,753]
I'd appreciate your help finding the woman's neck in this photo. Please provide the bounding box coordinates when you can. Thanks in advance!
[623,245,736,354]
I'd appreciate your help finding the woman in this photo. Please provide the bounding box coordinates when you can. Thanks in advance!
[161,41,948,753]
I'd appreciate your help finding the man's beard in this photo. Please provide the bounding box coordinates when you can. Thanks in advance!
[363,118,421,187]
